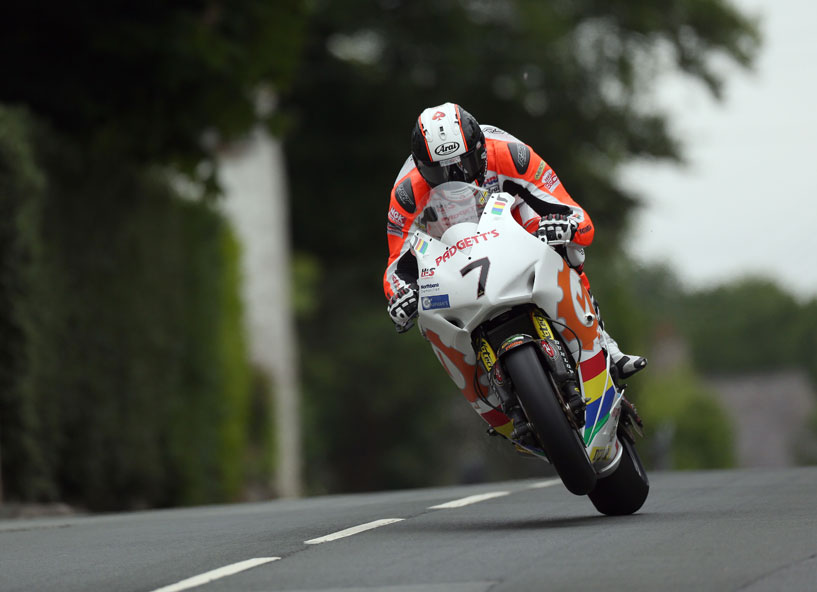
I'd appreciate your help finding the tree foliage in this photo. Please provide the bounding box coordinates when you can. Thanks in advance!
[636,365,736,470]
[636,273,817,387]
[0,1,307,189]
[0,107,253,509]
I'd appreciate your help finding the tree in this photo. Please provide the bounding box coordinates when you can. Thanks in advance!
[678,278,811,375]
[0,1,307,189]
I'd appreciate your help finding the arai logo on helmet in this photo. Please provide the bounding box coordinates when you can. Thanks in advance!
[434,142,460,156]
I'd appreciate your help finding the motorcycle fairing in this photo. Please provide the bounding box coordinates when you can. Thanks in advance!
[414,191,624,473]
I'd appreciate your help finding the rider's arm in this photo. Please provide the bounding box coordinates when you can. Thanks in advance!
[383,172,426,300]
[491,140,594,247]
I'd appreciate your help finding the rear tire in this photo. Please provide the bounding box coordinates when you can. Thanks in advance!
[588,436,649,515]
[504,344,596,495]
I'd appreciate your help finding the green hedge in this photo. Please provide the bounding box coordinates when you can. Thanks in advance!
[0,106,252,510]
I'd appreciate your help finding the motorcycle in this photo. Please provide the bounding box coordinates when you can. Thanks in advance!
[410,181,649,515]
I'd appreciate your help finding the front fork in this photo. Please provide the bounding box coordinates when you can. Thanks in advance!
[475,312,587,448]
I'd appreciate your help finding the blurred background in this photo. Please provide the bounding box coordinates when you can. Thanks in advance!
[0,0,815,514]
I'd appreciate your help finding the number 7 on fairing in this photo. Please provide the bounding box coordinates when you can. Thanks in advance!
[460,257,490,298]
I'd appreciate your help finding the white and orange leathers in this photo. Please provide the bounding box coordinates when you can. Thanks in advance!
[384,125,594,300]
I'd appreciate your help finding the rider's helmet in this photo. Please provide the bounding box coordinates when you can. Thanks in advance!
[411,103,488,187]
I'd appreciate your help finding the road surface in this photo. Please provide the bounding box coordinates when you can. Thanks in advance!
[2,468,816,591]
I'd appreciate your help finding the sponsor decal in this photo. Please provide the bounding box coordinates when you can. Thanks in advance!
[419,281,441,294]
[395,178,416,213]
[541,340,556,358]
[590,446,613,462]
[508,143,530,174]
[542,169,560,192]
[482,126,507,135]
[420,267,435,278]
[530,310,555,340]
[482,175,500,195]
[413,236,430,255]
[517,144,528,167]
[387,222,403,237]
[578,224,592,235]
[479,339,496,371]
[432,110,446,120]
[490,196,508,216]
[434,142,460,156]
[499,334,527,354]
[422,294,450,310]
[434,229,500,265]
[388,206,406,226]
[534,161,546,181]
[493,363,504,384]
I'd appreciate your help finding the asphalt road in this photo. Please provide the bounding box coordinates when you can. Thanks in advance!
[2,467,816,592]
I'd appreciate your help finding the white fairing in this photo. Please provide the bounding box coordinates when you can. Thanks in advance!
[411,183,624,475]
[416,202,563,354]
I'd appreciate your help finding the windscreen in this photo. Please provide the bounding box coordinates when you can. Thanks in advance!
[419,182,489,240]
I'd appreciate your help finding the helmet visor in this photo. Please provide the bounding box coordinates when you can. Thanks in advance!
[416,147,485,187]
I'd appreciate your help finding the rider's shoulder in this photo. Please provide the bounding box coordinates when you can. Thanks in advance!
[481,124,523,144]
[393,155,416,185]
[391,165,429,215]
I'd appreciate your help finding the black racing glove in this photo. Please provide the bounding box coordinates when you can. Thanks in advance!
[387,283,418,333]
[537,213,578,245]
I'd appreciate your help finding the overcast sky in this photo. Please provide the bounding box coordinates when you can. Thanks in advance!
[621,0,817,300]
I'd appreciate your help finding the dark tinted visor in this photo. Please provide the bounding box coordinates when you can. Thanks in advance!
[417,147,484,187]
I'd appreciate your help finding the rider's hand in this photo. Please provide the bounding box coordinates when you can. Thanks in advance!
[388,283,419,333]
[537,214,578,245]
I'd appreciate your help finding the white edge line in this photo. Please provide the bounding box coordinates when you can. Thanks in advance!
[150,557,280,592]
[304,518,404,545]
[527,479,561,489]
[428,491,510,509]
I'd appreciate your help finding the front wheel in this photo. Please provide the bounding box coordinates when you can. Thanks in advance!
[503,344,596,495]
[588,436,649,515]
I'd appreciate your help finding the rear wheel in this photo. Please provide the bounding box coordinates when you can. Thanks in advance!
[588,436,649,515]
[503,344,596,495]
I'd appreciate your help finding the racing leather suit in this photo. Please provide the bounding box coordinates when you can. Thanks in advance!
[383,125,594,300]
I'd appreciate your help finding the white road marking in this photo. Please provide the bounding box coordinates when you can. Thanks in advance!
[150,557,280,592]
[428,491,510,509]
[304,518,405,545]
[527,478,561,489]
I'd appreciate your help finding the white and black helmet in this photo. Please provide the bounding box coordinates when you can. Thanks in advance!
[411,102,487,187]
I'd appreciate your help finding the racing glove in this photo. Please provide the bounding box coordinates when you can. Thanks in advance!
[537,214,578,245]
[387,283,418,333]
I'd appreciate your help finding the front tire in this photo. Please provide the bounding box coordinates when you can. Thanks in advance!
[503,344,597,495]
[588,436,649,515]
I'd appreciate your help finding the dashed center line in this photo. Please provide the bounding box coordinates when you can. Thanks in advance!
[151,483,554,590]
[150,557,280,592]
[428,491,510,509]
[304,518,405,545]
[527,478,560,489]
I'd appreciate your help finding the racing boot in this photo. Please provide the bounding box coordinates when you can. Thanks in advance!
[603,329,648,379]
[588,291,647,380]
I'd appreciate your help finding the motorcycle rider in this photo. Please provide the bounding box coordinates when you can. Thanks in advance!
[384,102,647,379]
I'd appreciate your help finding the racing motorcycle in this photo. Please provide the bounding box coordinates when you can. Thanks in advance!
[411,181,649,515]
